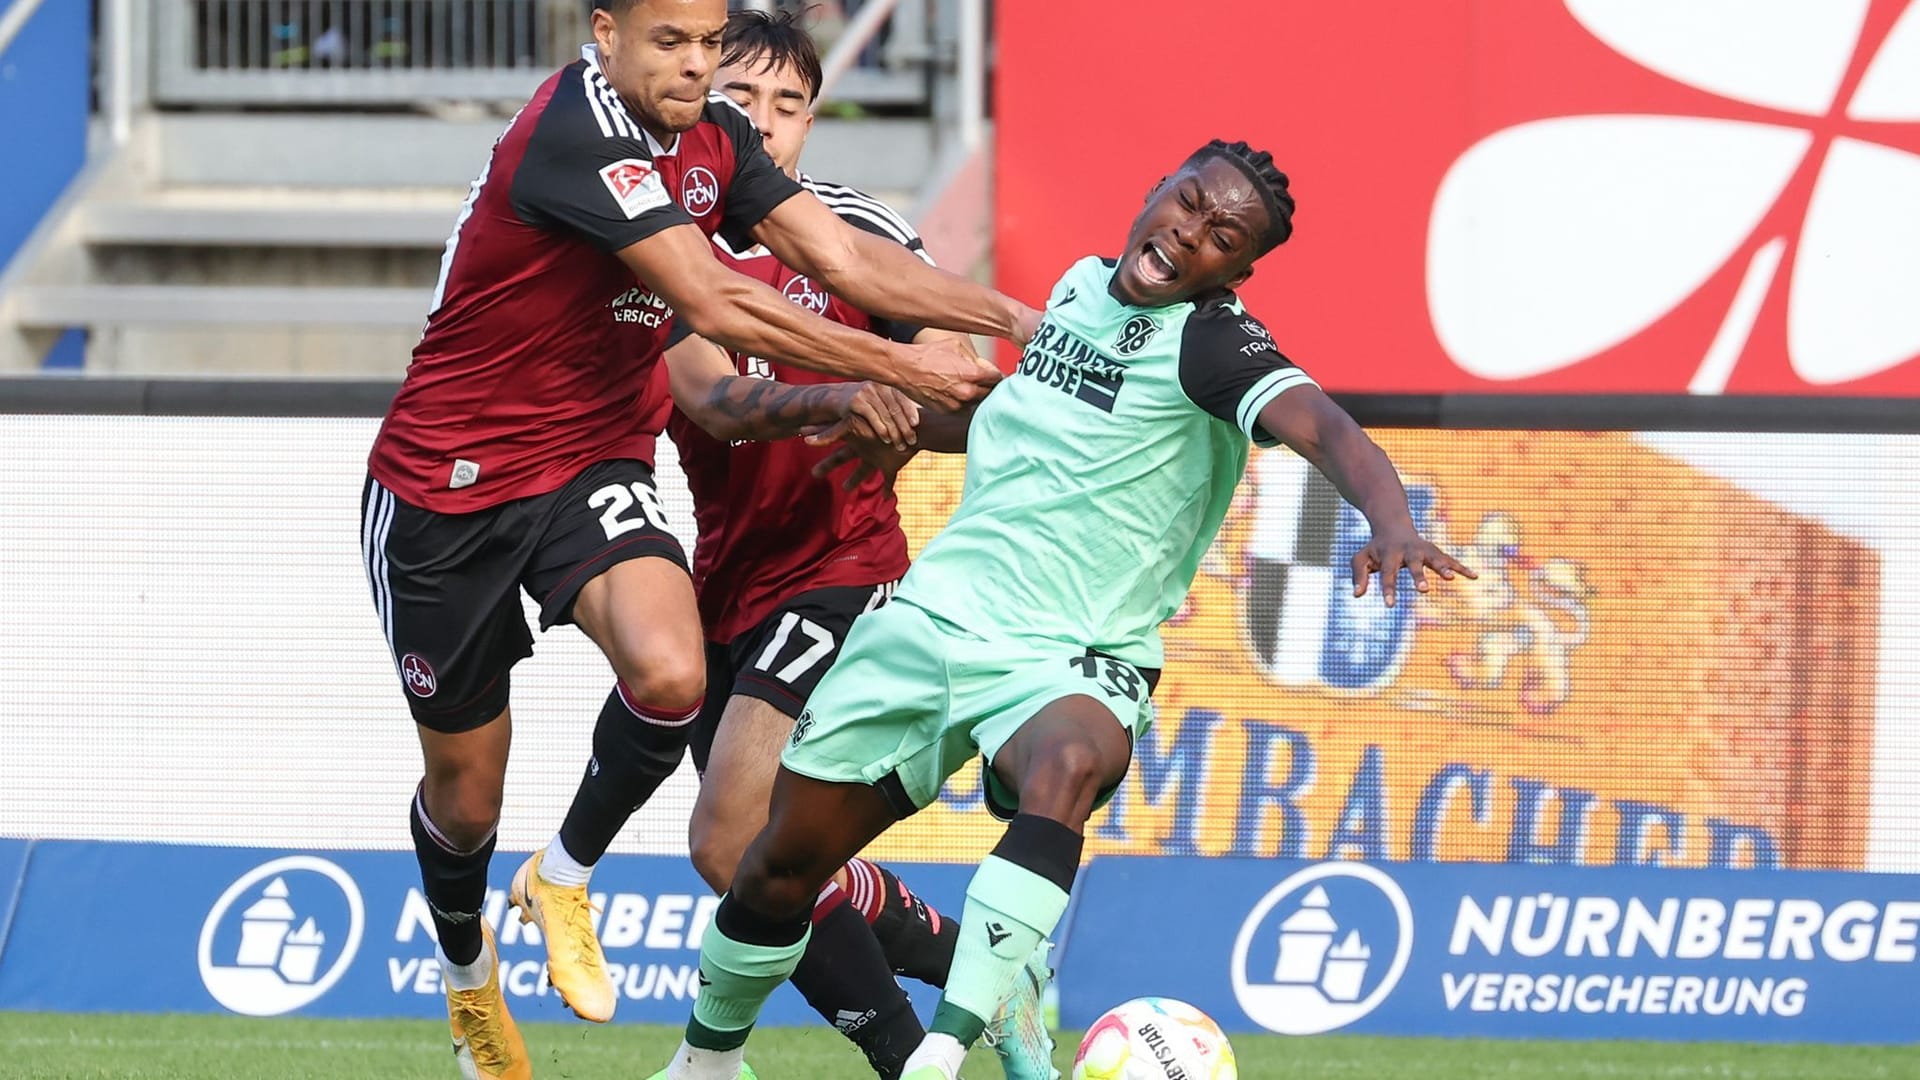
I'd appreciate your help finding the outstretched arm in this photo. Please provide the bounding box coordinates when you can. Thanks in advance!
[804,328,983,489]
[750,193,1042,345]
[889,329,979,452]
[910,406,976,454]
[616,224,997,413]
[664,331,919,449]
[499,99,997,412]
[804,402,975,490]
[1257,386,1474,605]
[1171,305,1466,607]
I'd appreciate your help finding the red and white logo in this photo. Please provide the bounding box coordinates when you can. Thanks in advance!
[598,158,671,219]
[1428,0,1920,392]
[681,166,721,216]
[783,275,830,314]
[400,654,438,698]
[994,0,1920,394]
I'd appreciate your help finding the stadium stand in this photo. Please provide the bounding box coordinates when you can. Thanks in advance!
[0,0,985,375]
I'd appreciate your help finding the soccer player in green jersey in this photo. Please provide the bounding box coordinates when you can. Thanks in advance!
[653,139,1473,1080]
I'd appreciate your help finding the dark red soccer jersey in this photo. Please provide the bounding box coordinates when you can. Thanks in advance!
[666,175,924,644]
[368,45,802,513]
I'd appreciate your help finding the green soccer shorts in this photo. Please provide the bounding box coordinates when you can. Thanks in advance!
[780,597,1158,817]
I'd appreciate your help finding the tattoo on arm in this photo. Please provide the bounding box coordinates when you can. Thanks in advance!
[701,375,851,441]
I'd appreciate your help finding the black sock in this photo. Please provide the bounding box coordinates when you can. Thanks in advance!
[557,683,697,865]
[791,893,925,1079]
[410,786,495,966]
[868,864,959,989]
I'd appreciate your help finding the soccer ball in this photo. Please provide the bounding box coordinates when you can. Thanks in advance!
[1071,997,1237,1080]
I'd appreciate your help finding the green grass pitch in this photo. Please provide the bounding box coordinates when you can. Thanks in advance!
[2,1013,1916,1079]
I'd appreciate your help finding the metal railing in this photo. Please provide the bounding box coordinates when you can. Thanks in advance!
[147,0,932,109]
[818,0,902,102]
[0,0,52,56]
[153,0,573,105]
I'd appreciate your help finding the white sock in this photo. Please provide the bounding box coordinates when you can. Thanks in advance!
[437,940,493,992]
[901,1033,967,1078]
[665,1039,745,1080]
[539,835,593,887]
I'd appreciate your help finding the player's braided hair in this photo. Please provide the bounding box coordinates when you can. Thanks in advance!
[1187,139,1296,253]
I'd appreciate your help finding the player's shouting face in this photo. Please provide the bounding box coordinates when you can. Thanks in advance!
[1111,155,1273,309]
[592,0,729,138]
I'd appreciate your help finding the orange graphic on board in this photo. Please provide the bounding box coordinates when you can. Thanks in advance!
[872,431,1876,872]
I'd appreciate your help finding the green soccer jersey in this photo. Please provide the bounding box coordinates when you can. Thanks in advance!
[899,254,1318,669]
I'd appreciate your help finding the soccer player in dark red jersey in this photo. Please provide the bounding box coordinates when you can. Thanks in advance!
[517,13,1055,1080]
[358,1,1038,1075]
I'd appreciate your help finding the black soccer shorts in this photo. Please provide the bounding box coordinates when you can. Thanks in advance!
[688,580,897,773]
[361,459,688,733]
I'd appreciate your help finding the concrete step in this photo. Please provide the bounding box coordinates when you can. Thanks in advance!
[77,182,923,252]
[155,113,937,194]
[9,284,430,328]
[79,190,462,249]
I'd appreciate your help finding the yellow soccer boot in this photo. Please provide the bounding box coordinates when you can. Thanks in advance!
[509,849,616,1022]
[445,923,531,1080]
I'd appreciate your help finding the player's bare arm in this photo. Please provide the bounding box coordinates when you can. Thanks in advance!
[880,328,975,453]
[804,329,981,488]
[616,224,889,381]
[803,412,968,491]
[1257,384,1475,605]
[616,223,995,413]
[750,191,1043,345]
[664,331,918,448]
[894,329,979,452]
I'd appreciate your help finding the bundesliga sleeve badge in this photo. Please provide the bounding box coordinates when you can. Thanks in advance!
[598,159,672,219]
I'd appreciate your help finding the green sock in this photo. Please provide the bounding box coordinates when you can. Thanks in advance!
[931,854,1070,1045]
[686,903,811,1052]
